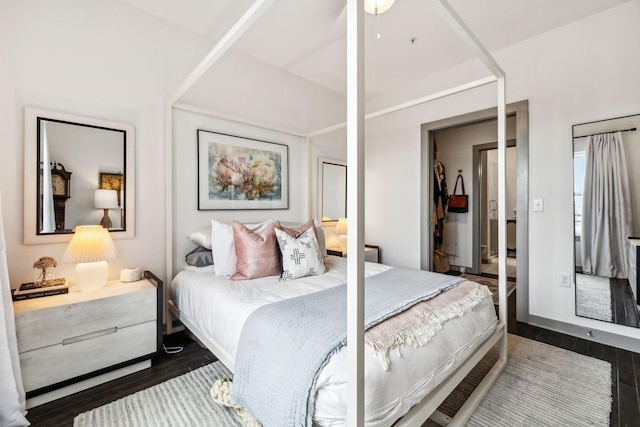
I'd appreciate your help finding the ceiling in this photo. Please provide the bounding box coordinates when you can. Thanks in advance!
[119,0,630,134]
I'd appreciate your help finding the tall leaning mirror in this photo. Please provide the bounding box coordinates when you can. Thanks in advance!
[318,158,347,222]
[573,113,640,327]
[24,107,135,244]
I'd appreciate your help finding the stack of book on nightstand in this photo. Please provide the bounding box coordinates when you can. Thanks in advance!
[12,278,69,301]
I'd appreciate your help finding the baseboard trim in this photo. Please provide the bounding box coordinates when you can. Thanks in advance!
[528,315,640,353]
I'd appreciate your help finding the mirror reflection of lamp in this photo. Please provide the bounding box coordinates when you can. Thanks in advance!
[94,189,119,228]
[335,218,348,253]
[62,225,117,291]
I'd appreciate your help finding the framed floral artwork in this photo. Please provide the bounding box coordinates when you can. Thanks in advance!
[197,130,288,210]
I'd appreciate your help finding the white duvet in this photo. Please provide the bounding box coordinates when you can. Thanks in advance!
[171,256,497,427]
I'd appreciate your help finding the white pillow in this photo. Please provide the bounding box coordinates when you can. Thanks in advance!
[275,227,325,280]
[187,225,212,249]
[211,219,274,277]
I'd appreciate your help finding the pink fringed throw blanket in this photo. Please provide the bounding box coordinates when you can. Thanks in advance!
[365,280,492,370]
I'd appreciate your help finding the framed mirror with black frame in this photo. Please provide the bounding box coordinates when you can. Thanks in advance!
[24,107,136,244]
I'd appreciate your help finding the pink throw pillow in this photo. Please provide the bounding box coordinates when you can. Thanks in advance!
[230,221,281,280]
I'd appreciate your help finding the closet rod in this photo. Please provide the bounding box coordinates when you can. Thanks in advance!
[573,127,636,139]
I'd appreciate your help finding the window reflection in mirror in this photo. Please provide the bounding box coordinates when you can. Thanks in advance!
[38,119,125,234]
[318,158,346,222]
[573,113,640,327]
[24,107,135,244]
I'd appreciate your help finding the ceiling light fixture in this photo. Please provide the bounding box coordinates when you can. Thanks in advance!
[364,0,395,40]
[364,0,395,15]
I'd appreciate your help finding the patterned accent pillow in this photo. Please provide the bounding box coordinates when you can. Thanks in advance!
[275,227,325,280]
[277,220,328,258]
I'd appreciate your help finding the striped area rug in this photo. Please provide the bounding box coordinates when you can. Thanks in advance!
[575,273,613,322]
[73,362,243,427]
[75,335,611,427]
[427,334,612,427]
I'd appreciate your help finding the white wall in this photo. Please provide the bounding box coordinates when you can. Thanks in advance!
[313,1,640,339]
[0,0,211,287]
[171,108,309,276]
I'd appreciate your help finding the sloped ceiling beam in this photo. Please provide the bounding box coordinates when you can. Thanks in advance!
[427,0,505,79]
[168,0,278,105]
[307,76,497,137]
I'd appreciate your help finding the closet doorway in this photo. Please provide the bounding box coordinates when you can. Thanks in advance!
[420,100,529,323]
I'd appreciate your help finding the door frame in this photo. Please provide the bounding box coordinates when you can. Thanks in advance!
[473,139,516,277]
[420,100,529,322]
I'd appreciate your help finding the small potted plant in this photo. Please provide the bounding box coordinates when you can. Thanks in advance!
[33,256,57,284]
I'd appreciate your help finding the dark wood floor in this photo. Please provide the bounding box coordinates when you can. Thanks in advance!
[611,278,640,327]
[26,323,639,427]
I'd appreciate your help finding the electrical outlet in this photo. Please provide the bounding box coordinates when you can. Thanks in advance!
[559,273,571,287]
[533,198,544,212]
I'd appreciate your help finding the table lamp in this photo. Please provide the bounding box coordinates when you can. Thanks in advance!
[335,217,348,252]
[94,189,119,228]
[62,225,118,291]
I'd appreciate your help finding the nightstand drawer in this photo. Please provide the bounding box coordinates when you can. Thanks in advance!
[20,321,156,392]
[15,281,155,353]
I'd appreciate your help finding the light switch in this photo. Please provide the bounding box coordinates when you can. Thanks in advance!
[533,198,544,212]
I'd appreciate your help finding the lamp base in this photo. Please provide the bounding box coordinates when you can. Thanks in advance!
[100,209,112,228]
[75,261,109,291]
[338,235,348,253]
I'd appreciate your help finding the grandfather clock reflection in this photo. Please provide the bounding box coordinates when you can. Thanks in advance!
[51,163,72,231]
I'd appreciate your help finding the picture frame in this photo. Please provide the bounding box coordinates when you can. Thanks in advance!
[197,130,288,210]
[100,173,123,191]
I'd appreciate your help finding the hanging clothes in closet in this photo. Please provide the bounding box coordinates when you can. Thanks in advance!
[433,141,449,246]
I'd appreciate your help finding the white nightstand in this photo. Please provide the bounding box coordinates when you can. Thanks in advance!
[327,245,380,263]
[13,271,162,408]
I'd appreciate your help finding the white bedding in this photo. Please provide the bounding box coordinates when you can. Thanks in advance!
[171,256,497,427]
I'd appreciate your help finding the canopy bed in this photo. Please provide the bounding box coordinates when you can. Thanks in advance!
[165,0,510,425]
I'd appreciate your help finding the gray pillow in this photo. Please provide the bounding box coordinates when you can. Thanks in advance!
[185,246,214,267]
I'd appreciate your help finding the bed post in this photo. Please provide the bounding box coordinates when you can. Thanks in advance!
[497,75,508,360]
[346,0,366,426]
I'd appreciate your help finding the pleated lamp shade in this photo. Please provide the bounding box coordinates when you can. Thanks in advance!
[63,225,117,291]
[335,218,348,236]
[335,218,348,252]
